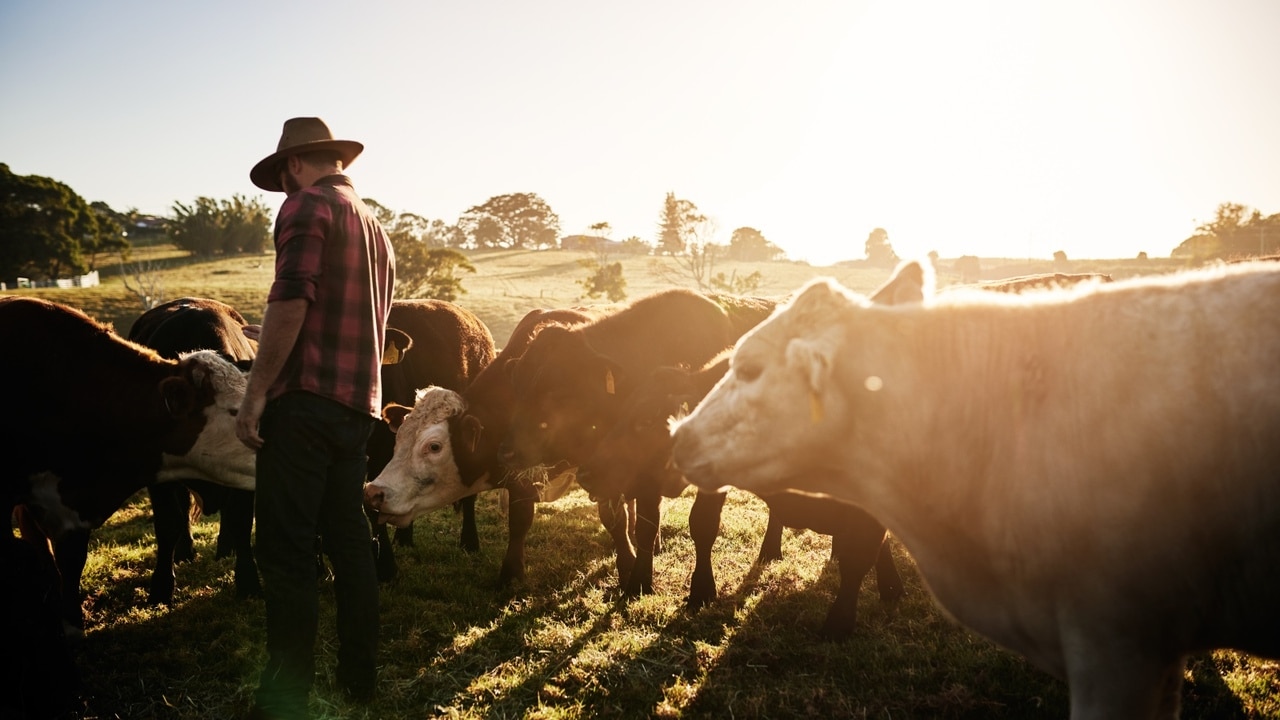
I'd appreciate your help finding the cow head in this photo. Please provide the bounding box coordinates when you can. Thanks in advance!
[503,326,624,470]
[673,261,928,494]
[365,386,485,526]
[156,350,256,490]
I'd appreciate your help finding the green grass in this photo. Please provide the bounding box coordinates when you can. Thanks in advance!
[7,246,1276,718]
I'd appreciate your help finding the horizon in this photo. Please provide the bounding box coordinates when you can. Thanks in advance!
[3,1,1278,265]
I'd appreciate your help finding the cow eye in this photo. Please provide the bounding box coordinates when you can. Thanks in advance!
[428,442,443,454]
[735,362,762,382]
[229,408,239,417]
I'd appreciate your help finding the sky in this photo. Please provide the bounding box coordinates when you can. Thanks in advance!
[2,0,1278,266]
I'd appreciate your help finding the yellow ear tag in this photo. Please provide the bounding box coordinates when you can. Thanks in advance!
[383,345,401,365]
[809,391,824,424]
[605,369,616,395]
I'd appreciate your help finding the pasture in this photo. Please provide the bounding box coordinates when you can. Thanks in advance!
[6,246,1276,719]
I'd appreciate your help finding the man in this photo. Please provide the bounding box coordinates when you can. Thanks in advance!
[238,117,394,719]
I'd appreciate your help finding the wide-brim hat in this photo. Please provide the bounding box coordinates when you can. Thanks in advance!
[250,117,364,192]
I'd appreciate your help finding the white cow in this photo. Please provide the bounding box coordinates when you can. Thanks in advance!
[671,259,1280,720]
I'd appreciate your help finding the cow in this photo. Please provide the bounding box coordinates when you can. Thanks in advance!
[1,296,256,636]
[495,289,775,590]
[366,306,602,586]
[573,270,926,632]
[364,298,496,581]
[126,297,261,605]
[672,259,1280,719]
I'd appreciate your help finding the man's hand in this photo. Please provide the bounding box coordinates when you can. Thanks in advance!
[236,390,267,451]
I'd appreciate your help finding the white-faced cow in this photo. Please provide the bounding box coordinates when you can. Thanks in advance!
[2,296,256,636]
[366,306,603,586]
[672,260,1280,719]
[127,297,261,605]
[364,298,495,581]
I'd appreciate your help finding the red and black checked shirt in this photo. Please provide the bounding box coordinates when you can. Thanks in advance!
[265,175,396,418]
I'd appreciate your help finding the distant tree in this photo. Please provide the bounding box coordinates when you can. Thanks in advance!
[1137,251,1148,261]
[1053,250,1069,266]
[457,193,560,249]
[727,226,785,261]
[397,246,476,301]
[0,163,124,280]
[620,236,652,255]
[169,194,270,257]
[576,221,627,301]
[1172,202,1279,259]
[656,192,701,255]
[710,269,764,295]
[578,260,627,302]
[864,227,899,267]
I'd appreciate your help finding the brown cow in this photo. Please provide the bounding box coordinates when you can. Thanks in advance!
[364,298,495,581]
[366,306,603,586]
[1,296,255,635]
[497,289,775,589]
[127,297,261,605]
[574,270,924,628]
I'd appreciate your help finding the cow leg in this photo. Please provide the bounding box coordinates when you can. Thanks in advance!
[52,529,91,640]
[756,509,785,564]
[371,520,397,583]
[820,514,889,640]
[221,488,261,599]
[872,535,905,607]
[597,498,635,587]
[498,476,538,586]
[622,491,662,597]
[392,521,415,548]
[457,494,480,553]
[686,489,727,610]
[147,483,188,605]
[1066,648,1187,720]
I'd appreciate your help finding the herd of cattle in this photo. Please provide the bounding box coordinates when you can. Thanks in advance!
[3,257,1278,720]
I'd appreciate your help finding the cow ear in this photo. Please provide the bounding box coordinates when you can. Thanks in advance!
[383,328,413,366]
[461,414,483,454]
[870,260,929,306]
[785,338,834,393]
[383,403,413,432]
[159,376,197,418]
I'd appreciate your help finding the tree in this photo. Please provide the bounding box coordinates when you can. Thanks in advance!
[0,163,124,280]
[727,226,785,261]
[169,194,271,257]
[864,227,899,267]
[1172,202,1279,260]
[457,193,560,249]
[656,192,700,255]
[576,221,627,301]
[365,199,475,300]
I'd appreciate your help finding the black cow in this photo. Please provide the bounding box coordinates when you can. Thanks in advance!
[1,296,256,636]
[127,297,261,605]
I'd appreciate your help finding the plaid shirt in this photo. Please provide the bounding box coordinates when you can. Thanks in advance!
[266,175,395,418]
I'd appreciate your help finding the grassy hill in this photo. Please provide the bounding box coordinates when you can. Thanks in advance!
[3,244,1190,345]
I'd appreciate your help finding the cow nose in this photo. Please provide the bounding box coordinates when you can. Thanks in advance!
[363,484,384,509]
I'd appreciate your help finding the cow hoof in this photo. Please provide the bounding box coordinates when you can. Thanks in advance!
[684,592,715,611]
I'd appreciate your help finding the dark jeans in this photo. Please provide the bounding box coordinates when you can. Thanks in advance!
[253,391,379,718]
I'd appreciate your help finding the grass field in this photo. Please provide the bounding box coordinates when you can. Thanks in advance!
[5,246,1276,719]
